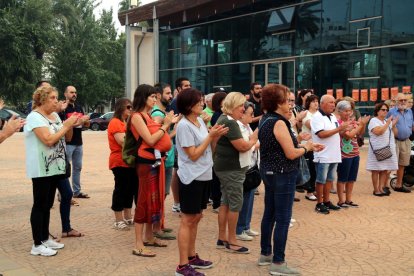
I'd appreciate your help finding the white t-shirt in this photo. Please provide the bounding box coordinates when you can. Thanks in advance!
[176,117,213,184]
[24,112,66,178]
[302,110,315,134]
[237,120,252,168]
[310,111,341,163]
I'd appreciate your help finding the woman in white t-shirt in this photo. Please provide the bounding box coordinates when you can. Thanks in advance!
[301,95,319,201]
[236,102,260,241]
[25,86,78,257]
[175,88,228,276]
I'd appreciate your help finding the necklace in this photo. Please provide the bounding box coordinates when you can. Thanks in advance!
[186,116,200,128]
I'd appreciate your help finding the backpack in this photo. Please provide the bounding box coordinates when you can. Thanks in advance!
[122,113,146,167]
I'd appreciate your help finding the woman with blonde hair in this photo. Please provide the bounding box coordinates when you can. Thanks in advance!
[214,92,258,254]
[25,85,78,256]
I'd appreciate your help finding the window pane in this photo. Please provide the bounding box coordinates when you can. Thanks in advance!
[382,0,414,45]
[350,0,381,20]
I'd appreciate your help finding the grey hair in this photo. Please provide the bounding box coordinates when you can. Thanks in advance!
[204,93,214,102]
[244,101,254,111]
[336,100,351,112]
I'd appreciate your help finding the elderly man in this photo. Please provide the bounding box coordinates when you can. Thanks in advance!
[387,93,414,193]
[311,95,349,214]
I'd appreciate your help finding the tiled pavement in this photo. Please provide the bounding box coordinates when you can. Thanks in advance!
[1,132,414,276]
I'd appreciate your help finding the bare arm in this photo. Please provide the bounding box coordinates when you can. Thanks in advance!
[0,116,24,144]
[230,128,258,153]
[131,115,166,146]
[274,120,309,160]
[33,115,78,147]
[114,132,125,146]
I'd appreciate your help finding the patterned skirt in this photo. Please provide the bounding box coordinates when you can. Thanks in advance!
[133,162,165,224]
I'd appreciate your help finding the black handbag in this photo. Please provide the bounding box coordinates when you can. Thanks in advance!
[243,164,261,193]
[64,151,71,178]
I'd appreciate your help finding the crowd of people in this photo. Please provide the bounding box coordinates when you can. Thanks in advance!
[0,77,412,275]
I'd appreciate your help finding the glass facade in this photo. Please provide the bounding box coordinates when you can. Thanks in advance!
[158,0,414,107]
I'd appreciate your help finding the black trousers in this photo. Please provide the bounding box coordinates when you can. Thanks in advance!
[111,167,138,212]
[31,175,59,245]
[210,170,222,209]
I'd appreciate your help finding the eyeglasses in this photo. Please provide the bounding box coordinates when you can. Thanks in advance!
[126,105,132,110]
[398,99,407,102]
[380,108,389,111]
[288,99,295,103]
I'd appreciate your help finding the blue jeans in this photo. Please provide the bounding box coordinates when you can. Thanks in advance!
[66,145,83,196]
[236,189,255,234]
[57,178,73,232]
[260,169,297,263]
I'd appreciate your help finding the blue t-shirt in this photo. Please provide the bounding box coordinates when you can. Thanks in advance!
[387,107,414,140]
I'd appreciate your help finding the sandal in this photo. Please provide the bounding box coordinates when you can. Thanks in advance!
[154,231,176,240]
[143,238,167,247]
[225,243,250,254]
[123,219,134,226]
[132,247,156,257]
[71,199,80,206]
[162,227,173,233]
[113,221,130,231]
[62,229,84,238]
[73,192,90,199]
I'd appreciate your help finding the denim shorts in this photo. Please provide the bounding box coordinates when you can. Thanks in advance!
[315,163,338,184]
[337,156,360,183]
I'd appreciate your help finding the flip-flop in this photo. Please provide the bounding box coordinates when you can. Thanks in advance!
[132,247,156,257]
[62,229,84,238]
[143,238,167,247]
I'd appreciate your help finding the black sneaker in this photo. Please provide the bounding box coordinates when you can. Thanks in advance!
[383,187,391,195]
[315,203,330,214]
[394,186,411,193]
[324,201,341,211]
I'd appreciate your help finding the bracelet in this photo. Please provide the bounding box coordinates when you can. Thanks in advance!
[301,147,307,155]
[159,128,166,134]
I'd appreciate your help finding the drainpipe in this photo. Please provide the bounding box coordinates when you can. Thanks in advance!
[136,32,146,86]
[153,5,159,83]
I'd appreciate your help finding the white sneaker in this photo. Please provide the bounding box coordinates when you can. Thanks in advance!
[42,239,64,249]
[236,231,254,241]
[290,218,296,223]
[172,203,181,213]
[289,223,294,228]
[30,244,57,256]
[245,229,259,236]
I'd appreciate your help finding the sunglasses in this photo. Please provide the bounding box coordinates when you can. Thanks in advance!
[126,105,132,110]
[398,99,407,102]
[380,108,389,111]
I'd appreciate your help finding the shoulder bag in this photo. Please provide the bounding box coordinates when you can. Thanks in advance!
[369,127,392,161]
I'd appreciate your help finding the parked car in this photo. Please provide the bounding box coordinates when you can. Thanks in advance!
[89,112,114,131]
[88,112,102,120]
[0,108,27,131]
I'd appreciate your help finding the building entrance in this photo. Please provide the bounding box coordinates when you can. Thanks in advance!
[252,60,295,91]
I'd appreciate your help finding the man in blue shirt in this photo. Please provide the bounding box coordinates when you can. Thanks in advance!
[387,93,414,193]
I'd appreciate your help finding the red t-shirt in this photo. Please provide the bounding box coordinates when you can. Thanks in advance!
[107,118,129,169]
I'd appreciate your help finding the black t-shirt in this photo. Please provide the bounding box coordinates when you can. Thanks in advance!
[249,95,262,131]
[59,103,84,145]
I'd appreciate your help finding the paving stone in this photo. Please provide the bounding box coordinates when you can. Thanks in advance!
[1,132,414,275]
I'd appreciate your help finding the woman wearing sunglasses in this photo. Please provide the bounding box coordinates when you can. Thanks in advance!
[366,103,398,196]
[107,98,137,230]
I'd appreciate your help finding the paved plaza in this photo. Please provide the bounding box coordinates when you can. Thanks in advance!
[1,132,414,276]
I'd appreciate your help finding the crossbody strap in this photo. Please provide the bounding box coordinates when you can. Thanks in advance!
[369,125,391,151]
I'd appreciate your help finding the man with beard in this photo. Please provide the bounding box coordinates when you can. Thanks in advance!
[248,82,263,131]
[60,85,90,199]
[150,82,177,240]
